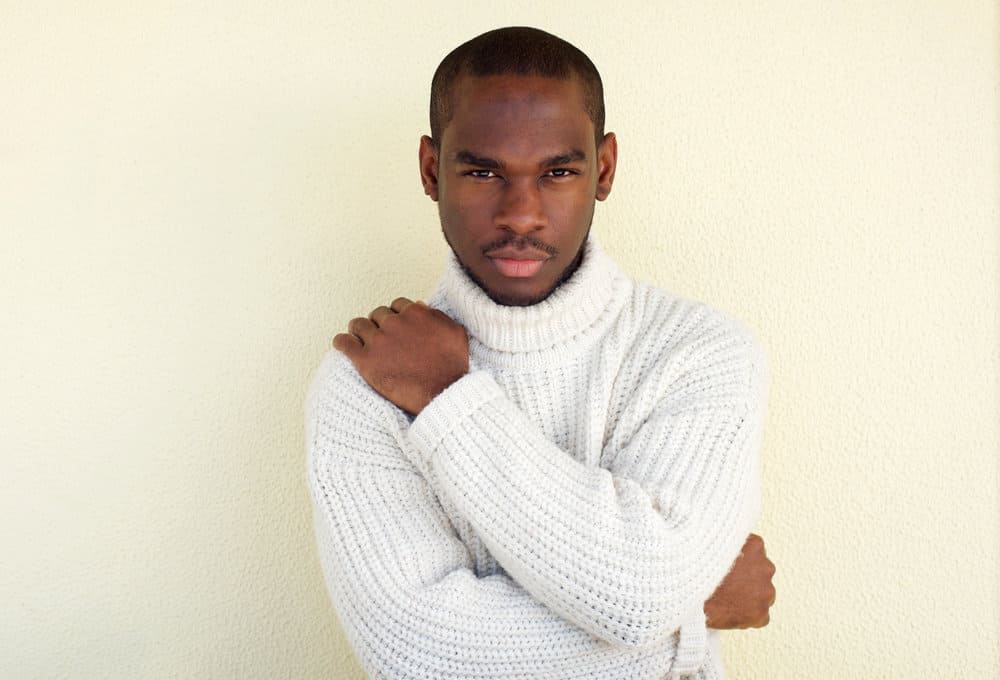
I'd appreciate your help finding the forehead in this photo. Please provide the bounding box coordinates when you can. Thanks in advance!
[441,74,595,156]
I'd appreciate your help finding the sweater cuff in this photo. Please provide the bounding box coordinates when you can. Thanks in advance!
[670,612,708,678]
[408,370,503,459]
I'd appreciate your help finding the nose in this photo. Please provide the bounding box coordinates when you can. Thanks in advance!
[495,178,546,234]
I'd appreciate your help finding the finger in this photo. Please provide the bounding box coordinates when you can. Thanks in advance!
[333,333,361,356]
[347,317,378,345]
[745,534,765,556]
[368,305,395,327]
[390,297,414,313]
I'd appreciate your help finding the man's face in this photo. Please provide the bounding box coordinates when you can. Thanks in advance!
[419,74,617,306]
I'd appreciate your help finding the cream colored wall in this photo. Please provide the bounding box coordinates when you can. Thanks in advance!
[2,2,997,678]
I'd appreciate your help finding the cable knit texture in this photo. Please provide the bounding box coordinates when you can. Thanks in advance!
[306,239,767,679]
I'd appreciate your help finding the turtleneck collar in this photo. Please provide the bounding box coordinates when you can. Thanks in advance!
[428,238,631,354]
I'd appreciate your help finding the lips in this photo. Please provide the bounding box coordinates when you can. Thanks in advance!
[491,258,545,277]
[485,247,550,278]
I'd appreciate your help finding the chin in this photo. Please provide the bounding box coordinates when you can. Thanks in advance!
[483,285,554,307]
[464,264,555,306]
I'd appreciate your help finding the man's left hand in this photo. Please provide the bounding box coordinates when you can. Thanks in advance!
[333,297,469,416]
[704,533,776,629]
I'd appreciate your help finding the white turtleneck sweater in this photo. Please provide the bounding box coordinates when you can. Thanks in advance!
[305,239,767,679]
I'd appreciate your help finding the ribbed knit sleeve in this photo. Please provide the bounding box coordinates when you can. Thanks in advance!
[306,351,710,679]
[407,322,766,655]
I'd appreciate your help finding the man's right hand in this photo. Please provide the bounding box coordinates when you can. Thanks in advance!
[704,533,776,629]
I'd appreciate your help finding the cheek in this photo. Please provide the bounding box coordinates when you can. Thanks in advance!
[441,191,496,237]
[544,186,593,225]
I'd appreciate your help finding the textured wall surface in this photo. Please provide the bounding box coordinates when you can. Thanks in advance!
[2,2,997,678]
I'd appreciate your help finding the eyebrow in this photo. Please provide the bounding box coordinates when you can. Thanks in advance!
[541,149,587,167]
[451,149,588,169]
[453,150,502,169]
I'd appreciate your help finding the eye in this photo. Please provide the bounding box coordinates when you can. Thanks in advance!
[466,169,498,179]
[546,168,577,178]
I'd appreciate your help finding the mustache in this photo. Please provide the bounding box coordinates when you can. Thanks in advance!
[480,234,559,257]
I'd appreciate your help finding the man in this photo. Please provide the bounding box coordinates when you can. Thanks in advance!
[306,27,775,679]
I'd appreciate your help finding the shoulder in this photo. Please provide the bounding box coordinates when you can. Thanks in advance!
[305,350,385,426]
[617,281,768,411]
[304,350,414,473]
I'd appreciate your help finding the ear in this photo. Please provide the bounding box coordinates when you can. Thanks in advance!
[595,132,618,202]
[418,135,440,202]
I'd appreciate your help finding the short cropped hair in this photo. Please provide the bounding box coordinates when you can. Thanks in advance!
[429,27,605,148]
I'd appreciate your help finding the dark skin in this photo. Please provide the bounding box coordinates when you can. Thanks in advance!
[424,75,616,307]
[333,296,468,416]
[333,73,775,630]
[704,533,776,628]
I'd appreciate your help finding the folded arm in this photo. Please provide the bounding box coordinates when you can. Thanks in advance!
[307,352,688,678]
[324,297,771,675]
[407,353,765,650]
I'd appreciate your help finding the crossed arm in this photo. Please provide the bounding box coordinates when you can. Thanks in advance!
[309,297,775,677]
